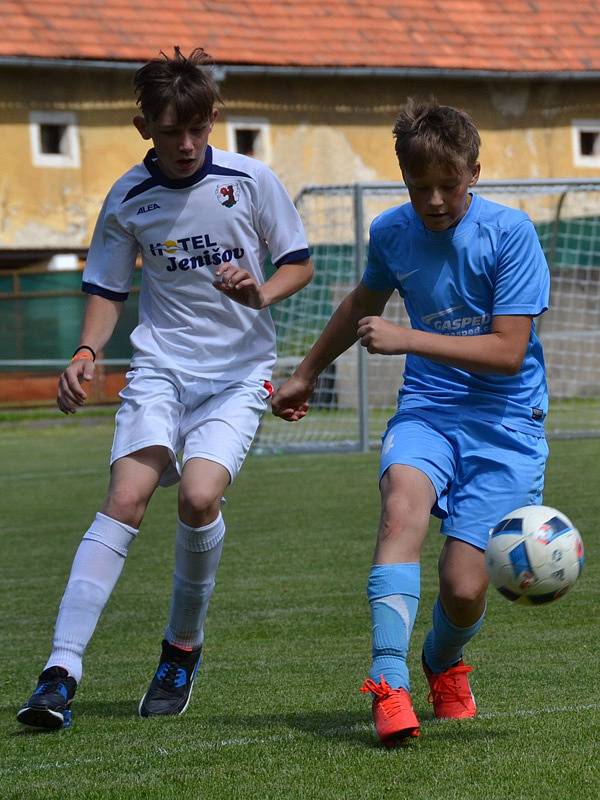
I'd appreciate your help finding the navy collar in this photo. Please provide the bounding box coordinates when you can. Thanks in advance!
[143,145,213,189]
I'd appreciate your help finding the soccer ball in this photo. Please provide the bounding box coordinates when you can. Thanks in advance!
[485,505,584,605]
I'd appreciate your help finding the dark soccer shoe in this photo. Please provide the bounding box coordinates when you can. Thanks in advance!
[17,666,77,730]
[138,639,203,718]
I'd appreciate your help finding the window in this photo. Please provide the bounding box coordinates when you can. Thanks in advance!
[226,117,271,162]
[47,253,80,271]
[29,111,80,168]
[572,120,600,167]
[235,128,260,157]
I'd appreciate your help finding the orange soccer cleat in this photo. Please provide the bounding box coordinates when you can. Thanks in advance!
[360,676,420,747]
[422,656,477,719]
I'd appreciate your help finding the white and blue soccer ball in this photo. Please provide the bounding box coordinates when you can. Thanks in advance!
[485,505,584,606]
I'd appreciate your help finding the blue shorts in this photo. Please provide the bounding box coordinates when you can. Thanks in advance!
[379,407,549,551]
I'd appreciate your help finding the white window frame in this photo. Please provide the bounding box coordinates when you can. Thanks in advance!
[29,111,80,168]
[226,116,271,163]
[571,119,600,168]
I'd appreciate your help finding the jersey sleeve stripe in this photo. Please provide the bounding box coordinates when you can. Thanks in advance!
[82,281,129,301]
[273,248,311,268]
[208,165,253,180]
[123,177,161,203]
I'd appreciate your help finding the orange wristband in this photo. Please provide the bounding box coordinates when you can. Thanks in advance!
[71,350,94,363]
[71,345,96,362]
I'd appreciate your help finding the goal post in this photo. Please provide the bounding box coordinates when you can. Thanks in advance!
[255,179,600,453]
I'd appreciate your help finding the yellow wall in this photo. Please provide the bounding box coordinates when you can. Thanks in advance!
[1,65,600,252]
[0,67,141,250]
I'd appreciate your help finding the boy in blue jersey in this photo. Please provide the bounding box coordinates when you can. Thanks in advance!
[272,97,549,746]
[17,47,313,730]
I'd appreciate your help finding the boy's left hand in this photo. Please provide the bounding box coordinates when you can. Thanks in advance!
[357,316,407,355]
[213,267,265,309]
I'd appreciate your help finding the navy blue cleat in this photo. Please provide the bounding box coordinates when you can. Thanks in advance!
[139,639,203,718]
[17,666,77,730]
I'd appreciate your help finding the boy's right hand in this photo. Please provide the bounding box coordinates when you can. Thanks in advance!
[271,375,314,422]
[57,360,95,414]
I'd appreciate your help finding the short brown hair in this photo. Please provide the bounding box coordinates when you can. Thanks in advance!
[134,46,222,123]
[393,97,480,174]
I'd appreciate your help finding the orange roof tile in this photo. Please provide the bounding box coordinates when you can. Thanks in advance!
[1,0,600,73]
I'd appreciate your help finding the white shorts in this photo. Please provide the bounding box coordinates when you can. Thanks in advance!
[110,368,273,486]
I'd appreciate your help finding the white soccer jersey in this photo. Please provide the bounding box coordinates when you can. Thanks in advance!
[83,146,310,380]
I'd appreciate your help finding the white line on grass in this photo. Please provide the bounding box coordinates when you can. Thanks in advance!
[5,702,600,776]
[3,733,298,774]
[3,468,104,482]
[477,702,600,720]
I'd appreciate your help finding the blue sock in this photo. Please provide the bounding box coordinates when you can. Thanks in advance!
[423,597,485,674]
[367,563,420,691]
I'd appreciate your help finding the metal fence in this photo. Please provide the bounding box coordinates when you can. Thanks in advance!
[254,179,600,452]
[2,179,600,449]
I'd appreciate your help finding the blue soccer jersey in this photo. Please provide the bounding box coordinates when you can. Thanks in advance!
[362,193,550,434]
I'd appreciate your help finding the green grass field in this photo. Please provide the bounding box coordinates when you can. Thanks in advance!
[1,419,599,799]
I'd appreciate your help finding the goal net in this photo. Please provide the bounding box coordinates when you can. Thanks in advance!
[255,180,600,452]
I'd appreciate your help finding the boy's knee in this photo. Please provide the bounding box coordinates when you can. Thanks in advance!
[178,486,222,526]
[378,515,409,545]
[440,575,488,613]
[103,485,150,527]
[378,496,427,546]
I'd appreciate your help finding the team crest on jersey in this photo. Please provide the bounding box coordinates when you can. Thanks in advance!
[216,183,239,208]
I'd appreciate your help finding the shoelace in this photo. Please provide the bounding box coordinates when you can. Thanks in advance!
[156,662,186,689]
[428,664,473,707]
[360,676,394,698]
[360,677,414,719]
[34,679,62,695]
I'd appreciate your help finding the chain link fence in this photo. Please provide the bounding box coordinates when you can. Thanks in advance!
[2,179,600,448]
[255,179,600,451]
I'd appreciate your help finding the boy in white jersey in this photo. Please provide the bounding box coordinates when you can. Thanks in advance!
[17,47,313,730]
[272,97,549,746]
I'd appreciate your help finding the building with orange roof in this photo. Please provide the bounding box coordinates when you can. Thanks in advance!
[2,1,600,406]
[1,0,600,259]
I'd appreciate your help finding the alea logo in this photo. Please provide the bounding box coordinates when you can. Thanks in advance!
[137,203,160,215]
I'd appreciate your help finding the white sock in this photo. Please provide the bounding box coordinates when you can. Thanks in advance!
[45,514,138,683]
[164,514,225,650]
